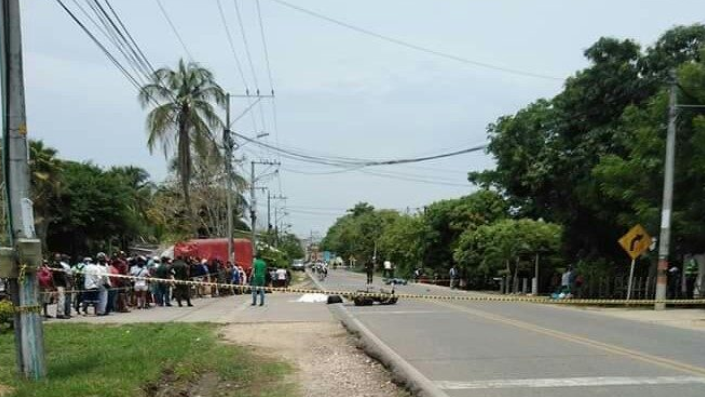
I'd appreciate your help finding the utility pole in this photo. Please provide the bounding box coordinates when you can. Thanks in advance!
[0,0,46,379]
[223,93,235,265]
[655,71,679,310]
[267,193,286,245]
[267,192,271,233]
[249,159,280,255]
[250,161,256,255]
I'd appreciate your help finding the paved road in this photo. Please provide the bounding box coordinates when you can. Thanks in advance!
[47,290,333,324]
[320,269,705,397]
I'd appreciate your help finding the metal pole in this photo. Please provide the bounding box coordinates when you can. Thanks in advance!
[1,0,46,378]
[655,71,678,310]
[224,93,234,265]
[250,161,256,256]
[627,258,636,300]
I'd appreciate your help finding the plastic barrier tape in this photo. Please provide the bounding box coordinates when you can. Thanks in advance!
[45,268,705,306]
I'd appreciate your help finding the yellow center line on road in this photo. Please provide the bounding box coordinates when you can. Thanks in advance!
[431,300,705,377]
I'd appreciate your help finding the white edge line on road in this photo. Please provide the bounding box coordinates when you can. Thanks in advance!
[435,376,705,390]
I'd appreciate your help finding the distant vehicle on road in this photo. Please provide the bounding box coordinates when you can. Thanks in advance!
[292,259,305,271]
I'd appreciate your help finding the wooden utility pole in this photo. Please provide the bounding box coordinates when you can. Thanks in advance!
[1,0,46,379]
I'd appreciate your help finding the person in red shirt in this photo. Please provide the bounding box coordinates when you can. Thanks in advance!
[106,259,121,315]
[111,252,130,312]
[37,260,55,318]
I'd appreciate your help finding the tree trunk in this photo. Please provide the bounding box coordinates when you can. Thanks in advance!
[177,114,193,233]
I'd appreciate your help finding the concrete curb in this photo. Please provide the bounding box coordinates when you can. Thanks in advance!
[308,271,449,397]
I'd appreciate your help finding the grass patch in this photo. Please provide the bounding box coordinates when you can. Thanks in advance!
[0,323,296,397]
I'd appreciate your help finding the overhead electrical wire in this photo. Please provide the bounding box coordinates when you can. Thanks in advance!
[87,0,153,81]
[233,131,486,168]
[255,0,280,139]
[56,0,143,90]
[269,0,563,81]
[103,0,155,73]
[359,169,470,187]
[216,0,260,134]
[232,0,268,132]
[154,0,194,60]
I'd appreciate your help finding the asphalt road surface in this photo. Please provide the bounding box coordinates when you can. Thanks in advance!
[319,269,705,397]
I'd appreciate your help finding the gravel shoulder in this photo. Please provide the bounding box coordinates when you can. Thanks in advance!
[222,321,409,397]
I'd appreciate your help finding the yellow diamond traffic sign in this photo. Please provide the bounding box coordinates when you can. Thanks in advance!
[618,224,652,260]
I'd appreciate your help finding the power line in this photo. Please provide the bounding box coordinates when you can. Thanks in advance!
[216,0,250,92]
[269,0,563,81]
[234,131,487,167]
[255,0,280,137]
[232,0,269,135]
[155,0,194,60]
[359,169,471,187]
[90,0,153,80]
[80,0,149,84]
[216,0,260,133]
[56,0,142,90]
[104,0,155,73]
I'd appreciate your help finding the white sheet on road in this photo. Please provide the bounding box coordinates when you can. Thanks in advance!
[295,293,329,303]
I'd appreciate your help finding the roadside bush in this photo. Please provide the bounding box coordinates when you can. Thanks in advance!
[0,300,14,332]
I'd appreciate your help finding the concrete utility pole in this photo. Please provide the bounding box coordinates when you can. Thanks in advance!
[223,93,235,265]
[267,193,286,243]
[250,161,256,255]
[655,71,678,311]
[249,159,280,255]
[267,191,271,232]
[0,0,46,379]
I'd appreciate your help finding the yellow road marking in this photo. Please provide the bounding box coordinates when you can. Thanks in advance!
[432,300,705,377]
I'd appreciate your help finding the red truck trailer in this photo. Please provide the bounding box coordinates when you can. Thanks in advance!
[174,238,253,272]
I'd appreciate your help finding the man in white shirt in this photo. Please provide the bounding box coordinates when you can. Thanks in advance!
[275,268,287,288]
[384,260,393,279]
[82,258,101,315]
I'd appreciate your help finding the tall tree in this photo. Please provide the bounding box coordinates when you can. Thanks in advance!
[138,59,226,216]
[471,24,705,263]
[29,140,62,250]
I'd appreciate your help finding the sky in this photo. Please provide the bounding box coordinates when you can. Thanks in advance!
[19,0,704,238]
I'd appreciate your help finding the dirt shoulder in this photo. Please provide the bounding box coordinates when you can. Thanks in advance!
[222,321,408,397]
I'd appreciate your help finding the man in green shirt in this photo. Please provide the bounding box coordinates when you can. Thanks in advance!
[251,256,267,306]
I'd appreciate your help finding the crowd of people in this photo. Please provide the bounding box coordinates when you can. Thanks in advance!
[35,251,255,319]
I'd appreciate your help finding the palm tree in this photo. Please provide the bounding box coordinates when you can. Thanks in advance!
[138,59,226,213]
[29,140,63,250]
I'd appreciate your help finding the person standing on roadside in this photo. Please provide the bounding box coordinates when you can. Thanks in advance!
[112,251,130,312]
[251,256,267,306]
[106,259,120,315]
[383,260,393,279]
[449,265,459,290]
[365,261,374,285]
[130,257,150,309]
[60,255,74,318]
[50,253,69,319]
[82,257,101,315]
[154,258,174,306]
[38,260,55,319]
[73,257,89,314]
[95,253,111,316]
[171,257,193,307]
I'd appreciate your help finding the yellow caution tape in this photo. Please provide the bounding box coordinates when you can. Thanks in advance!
[46,268,705,306]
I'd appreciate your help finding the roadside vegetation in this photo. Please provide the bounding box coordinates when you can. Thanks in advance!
[322,24,705,290]
[0,323,295,397]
